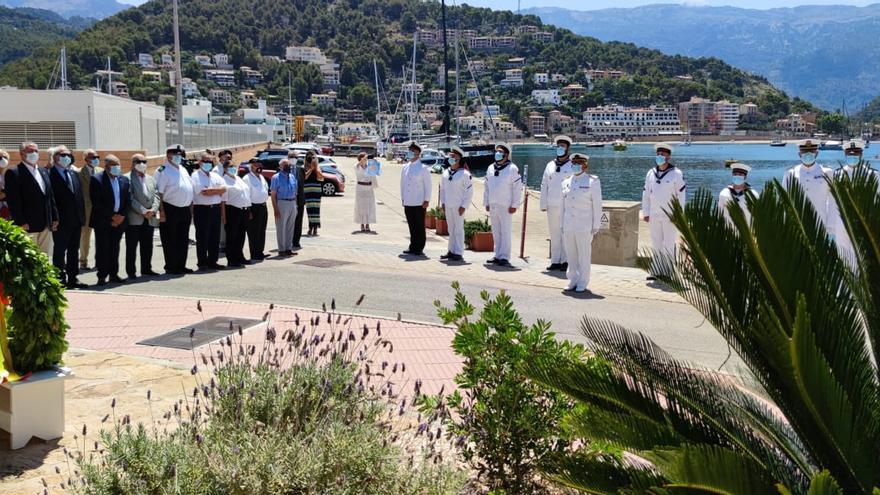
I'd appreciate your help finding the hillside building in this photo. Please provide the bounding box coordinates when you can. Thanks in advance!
[678,97,740,135]
[527,112,546,136]
[582,105,681,138]
[205,69,235,87]
[532,89,562,106]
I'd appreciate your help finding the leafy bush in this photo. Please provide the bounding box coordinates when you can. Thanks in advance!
[421,282,584,494]
[464,217,491,248]
[0,219,69,373]
[72,299,466,494]
[433,206,447,221]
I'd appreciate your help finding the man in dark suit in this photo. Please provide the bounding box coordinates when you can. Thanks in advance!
[287,150,306,249]
[3,141,58,254]
[90,154,131,286]
[48,146,87,289]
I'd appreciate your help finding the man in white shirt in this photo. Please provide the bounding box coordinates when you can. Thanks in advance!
[4,141,58,254]
[718,162,757,228]
[540,135,576,271]
[399,141,432,256]
[440,146,474,262]
[483,143,523,267]
[243,157,270,261]
[221,159,252,267]
[642,142,686,279]
[190,152,226,271]
[783,139,836,232]
[155,144,194,275]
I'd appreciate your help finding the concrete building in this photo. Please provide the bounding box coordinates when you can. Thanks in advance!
[137,53,155,68]
[183,98,212,124]
[240,66,263,86]
[239,91,257,105]
[431,89,446,104]
[547,110,577,135]
[551,73,568,84]
[481,105,501,118]
[775,112,817,135]
[213,53,231,69]
[180,78,199,98]
[492,37,516,50]
[532,32,553,43]
[205,69,235,87]
[160,54,174,67]
[534,72,549,85]
[141,71,162,83]
[468,60,488,74]
[466,85,479,98]
[561,83,587,99]
[515,25,539,35]
[337,122,376,137]
[678,97,740,135]
[110,82,129,98]
[504,57,526,69]
[310,92,337,107]
[527,112,546,136]
[285,45,326,64]
[501,68,524,88]
[532,89,562,106]
[337,108,365,122]
[208,89,232,104]
[0,89,166,155]
[194,55,212,67]
[739,102,759,123]
[402,83,424,93]
[582,105,682,138]
[586,69,626,80]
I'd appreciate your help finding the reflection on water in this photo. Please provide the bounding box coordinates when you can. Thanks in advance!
[469,143,865,201]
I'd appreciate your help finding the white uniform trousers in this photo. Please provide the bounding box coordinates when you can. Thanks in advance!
[835,227,856,268]
[649,216,678,259]
[489,205,513,261]
[563,230,593,290]
[547,205,566,263]
[446,206,466,256]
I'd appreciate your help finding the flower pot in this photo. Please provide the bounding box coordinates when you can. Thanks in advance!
[469,231,494,252]
[425,214,436,229]
[435,218,448,236]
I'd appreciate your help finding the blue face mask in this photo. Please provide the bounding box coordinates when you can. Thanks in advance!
[227,166,238,175]
[171,155,182,166]
[109,165,122,176]
[732,175,746,186]
[556,146,567,157]
[494,151,504,162]
[845,155,860,166]
[405,151,415,160]
[58,156,72,167]
[801,152,816,165]
[447,157,456,166]
[201,162,213,172]
[89,158,99,168]
[655,155,667,166]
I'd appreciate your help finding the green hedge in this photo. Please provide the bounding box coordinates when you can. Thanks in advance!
[0,219,69,373]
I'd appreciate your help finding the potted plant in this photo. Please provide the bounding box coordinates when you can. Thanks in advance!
[434,207,448,236]
[425,207,437,229]
[465,217,493,252]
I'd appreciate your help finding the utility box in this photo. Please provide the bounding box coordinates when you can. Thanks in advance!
[592,200,641,267]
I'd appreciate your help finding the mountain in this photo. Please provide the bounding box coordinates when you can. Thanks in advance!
[0,6,94,67]
[0,0,128,19]
[524,4,880,111]
[0,0,814,128]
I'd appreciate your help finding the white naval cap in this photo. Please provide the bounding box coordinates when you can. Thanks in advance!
[844,139,865,152]
[495,142,511,154]
[403,140,422,151]
[448,145,465,157]
[730,162,752,173]
[554,135,573,146]
[654,142,674,154]
[166,143,186,154]
[570,152,590,161]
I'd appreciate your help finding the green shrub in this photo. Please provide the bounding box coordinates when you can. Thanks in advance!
[73,300,466,494]
[421,282,584,494]
[464,217,491,248]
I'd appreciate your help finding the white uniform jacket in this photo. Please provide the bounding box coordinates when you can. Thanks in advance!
[562,174,603,233]
[783,164,834,225]
[718,186,757,226]
[540,159,575,209]
[400,159,432,207]
[440,167,474,210]
[483,161,523,208]
[642,165,686,219]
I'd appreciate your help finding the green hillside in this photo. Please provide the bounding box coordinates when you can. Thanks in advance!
[0,6,93,67]
[0,0,816,126]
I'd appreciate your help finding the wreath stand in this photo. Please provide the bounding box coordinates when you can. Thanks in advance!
[1,367,73,449]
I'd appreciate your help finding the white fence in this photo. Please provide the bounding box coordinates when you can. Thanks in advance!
[165,123,279,153]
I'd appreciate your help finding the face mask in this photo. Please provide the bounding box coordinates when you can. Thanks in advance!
[25,152,39,164]
[0,158,7,169]
[556,146,567,157]
[281,164,292,172]
[494,151,504,162]
[88,158,99,168]
[447,157,456,166]
[134,162,147,173]
[732,175,746,186]
[200,162,213,172]
[845,155,860,166]
[655,155,667,166]
[801,152,816,166]
[58,156,72,168]
[109,165,122,176]
[171,155,182,165]
[227,166,238,175]
[405,151,415,160]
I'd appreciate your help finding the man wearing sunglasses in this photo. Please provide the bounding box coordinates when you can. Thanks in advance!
[48,145,87,289]
[483,142,523,267]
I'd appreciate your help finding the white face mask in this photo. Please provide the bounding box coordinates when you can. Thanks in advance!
[25,151,39,164]
[134,162,147,173]
[58,156,72,168]
[800,152,817,166]
[0,158,7,169]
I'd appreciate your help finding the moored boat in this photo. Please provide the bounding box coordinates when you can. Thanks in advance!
[612,140,627,151]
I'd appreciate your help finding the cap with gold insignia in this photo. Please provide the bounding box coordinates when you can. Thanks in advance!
[654,142,674,154]
[448,146,465,157]
[555,135,573,146]
[166,143,186,154]
[797,139,819,151]
[570,153,590,161]
[403,140,422,152]
[495,142,511,154]
[844,139,865,152]
[730,162,752,173]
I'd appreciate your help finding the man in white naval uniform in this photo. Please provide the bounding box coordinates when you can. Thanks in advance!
[560,153,603,294]
[483,142,523,268]
[540,135,576,272]
[642,142,686,280]
[400,141,432,257]
[833,139,878,263]
[440,146,474,262]
[783,139,835,231]
[718,162,757,228]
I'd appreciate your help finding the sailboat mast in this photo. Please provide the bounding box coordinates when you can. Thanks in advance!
[441,0,450,146]
[107,57,113,95]
[60,46,68,90]
[411,33,418,138]
[287,70,292,139]
[455,30,460,142]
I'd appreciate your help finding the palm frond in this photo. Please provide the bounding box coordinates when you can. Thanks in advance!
[805,471,843,495]
[644,443,779,494]
[540,450,666,494]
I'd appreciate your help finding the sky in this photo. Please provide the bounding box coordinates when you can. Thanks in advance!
[117,0,875,7]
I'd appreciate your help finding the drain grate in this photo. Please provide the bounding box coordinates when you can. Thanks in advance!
[294,258,354,268]
[137,316,263,350]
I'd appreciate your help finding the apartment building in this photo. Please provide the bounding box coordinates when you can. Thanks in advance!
[582,105,681,138]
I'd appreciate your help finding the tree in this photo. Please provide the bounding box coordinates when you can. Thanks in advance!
[818,112,847,136]
[526,173,880,494]
[346,82,374,109]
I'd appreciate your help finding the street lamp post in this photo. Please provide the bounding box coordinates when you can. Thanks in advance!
[173,0,185,146]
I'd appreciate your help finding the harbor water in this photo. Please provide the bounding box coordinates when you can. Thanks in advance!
[470,143,874,201]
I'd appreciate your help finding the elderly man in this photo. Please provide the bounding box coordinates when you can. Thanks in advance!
[155,144,194,275]
[4,141,58,254]
[540,135,575,271]
[78,149,101,270]
[400,141,432,257]
[125,154,160,280]
[191,152,226,271]
[48,145,87,288]
[270,158,299,256]
[90,155,130,286]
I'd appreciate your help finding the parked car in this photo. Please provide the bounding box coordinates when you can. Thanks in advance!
[238,149,344,196]
[237,148,290,180]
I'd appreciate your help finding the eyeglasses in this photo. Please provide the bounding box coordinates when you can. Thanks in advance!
[59,153,73,158]
[134,160,147,165]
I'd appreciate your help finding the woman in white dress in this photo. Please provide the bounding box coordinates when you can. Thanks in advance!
[354,152,378,232]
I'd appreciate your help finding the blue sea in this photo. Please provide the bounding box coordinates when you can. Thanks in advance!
[470,143,875,201]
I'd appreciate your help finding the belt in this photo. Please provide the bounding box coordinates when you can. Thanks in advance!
[194,204,220,208]
[357,181,373,186]
[251,202,266,206]
[277,198,295,201]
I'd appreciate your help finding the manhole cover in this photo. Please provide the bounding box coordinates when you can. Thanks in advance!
[137,316,263,350]
[294,258,354,268]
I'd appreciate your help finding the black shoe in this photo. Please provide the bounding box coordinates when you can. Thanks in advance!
[228,263,244,268]
[209,263,225,270]
[440,252,452,260]
[646,275,657,281]
[126,274,139,281]
[143,270,160,276]
[402,250,415,255]
[485,257,499,265]
[450,254,464,261]
[546,263,560,271]
[198,266,213,272]
[109,275,125,283]
[560,262,568,271]
[183,268,195,274]
[66,279,89,289]
[495,259,512,267]
[242,260,255,265]
[96,278,108,287]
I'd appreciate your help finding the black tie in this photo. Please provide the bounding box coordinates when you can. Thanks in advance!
[65,170,74,192]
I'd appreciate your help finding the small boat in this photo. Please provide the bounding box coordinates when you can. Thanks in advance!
[612,140,627,151]
[770,139,786,147]
[819,140,842,151]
